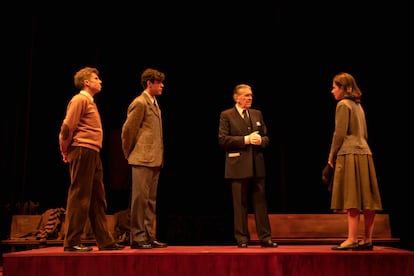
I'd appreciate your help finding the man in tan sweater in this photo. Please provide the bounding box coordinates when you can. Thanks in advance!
[59,66,124,252]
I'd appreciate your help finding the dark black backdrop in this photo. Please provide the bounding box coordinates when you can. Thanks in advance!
[1,4,412,249]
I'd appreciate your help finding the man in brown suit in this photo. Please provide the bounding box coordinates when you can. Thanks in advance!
[121,68,168,249]
[218,83,277,248]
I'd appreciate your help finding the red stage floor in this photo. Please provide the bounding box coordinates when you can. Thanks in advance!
[3,245,414,276]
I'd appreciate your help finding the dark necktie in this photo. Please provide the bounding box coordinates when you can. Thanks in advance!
[242,110,251,127]
[154,100,160,114]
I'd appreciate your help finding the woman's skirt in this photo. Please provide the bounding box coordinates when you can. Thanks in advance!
[330,154,383,211]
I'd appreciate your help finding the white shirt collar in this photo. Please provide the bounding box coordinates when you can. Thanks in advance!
[80,90,94,102]
[144,91,157,105]
[235,105,247,116]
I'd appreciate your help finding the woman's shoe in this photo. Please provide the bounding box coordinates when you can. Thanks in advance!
[331,242,359,250]
[353,242,374,251]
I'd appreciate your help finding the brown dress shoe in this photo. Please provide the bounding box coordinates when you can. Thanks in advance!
[99,242,125,251]
[151,240,168,248]
[260,240,278,248]
[131,241,152,249]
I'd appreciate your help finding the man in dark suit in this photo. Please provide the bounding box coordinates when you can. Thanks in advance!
[218,83,277,248]
[121,68,168,249]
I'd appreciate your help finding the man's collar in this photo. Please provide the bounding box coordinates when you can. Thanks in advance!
[80,90,93,102]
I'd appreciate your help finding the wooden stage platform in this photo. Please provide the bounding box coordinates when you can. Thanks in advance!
[2,245,414,276]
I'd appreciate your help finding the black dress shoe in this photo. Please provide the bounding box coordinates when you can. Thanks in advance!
[99,242,125,251]
[331,242,359,250]
[237,243,248,248]
[260,240,278,248]
[131,241,152,249]
[353,242,374,251]
[151,240,168,248]
[64,244,92,252]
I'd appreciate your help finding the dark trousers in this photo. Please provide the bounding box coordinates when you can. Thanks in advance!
[64,146,113,248]
[231,177,272,243]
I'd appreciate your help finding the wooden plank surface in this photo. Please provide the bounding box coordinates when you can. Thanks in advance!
[248,213,394,241]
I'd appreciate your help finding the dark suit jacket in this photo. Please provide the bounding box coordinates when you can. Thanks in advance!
[218,107,269,179]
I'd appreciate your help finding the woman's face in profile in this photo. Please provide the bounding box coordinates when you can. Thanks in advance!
[331,82,344,101]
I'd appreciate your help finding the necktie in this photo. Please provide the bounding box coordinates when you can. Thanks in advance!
[242,110,251,127]
[153,100,160,115]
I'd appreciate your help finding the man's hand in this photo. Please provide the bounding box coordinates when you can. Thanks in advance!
[249,131,262,145]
